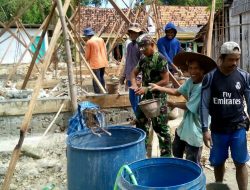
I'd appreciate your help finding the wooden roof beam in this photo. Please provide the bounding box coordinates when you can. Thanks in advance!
[108,0,132,24]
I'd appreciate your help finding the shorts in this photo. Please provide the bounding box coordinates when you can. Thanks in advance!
[209,128,250,166]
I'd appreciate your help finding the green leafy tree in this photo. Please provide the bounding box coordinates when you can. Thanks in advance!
[0,0,51,24]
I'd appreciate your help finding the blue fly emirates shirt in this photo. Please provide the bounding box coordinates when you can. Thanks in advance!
[200,68,250,133]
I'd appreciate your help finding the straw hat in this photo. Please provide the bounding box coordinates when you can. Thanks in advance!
[173,52,217,74]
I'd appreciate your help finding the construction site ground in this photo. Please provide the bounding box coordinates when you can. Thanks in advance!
[1,112,250,190]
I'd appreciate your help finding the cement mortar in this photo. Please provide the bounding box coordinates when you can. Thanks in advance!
[0,108,134,137]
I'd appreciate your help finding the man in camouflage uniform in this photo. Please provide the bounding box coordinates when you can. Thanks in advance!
[130,35,171,156]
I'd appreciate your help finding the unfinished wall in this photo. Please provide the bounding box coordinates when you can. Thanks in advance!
[0,108,134,137]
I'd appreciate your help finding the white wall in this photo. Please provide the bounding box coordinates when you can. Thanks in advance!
[0,28,48,64]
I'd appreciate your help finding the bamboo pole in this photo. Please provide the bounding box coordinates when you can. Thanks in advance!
[0,21,43,63]
[97,19,111,37]
[17,20,44,63]
[21,2,57,89]
[108,0,132,24]
[4,20,48,84]
[108,10,131,56]
[206,0,216,57]
[1,1,71,189]
[105,20,118,46]
[56,0,78,111]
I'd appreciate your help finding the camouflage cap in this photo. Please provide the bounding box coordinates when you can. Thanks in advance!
[137,34,154,47]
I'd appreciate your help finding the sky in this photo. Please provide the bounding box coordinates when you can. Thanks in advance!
[101,0,135,8]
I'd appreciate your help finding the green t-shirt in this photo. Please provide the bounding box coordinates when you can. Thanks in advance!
[177,78,203,147]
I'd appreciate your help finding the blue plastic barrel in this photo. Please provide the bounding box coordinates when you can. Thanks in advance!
[67,126,146,190]
[117,158,206,190]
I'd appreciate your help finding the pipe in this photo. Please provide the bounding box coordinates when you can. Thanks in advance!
[113,164,138,190]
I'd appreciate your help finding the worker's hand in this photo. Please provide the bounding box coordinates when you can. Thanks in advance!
[134,87,147,95]
[119,76,125,85]
[148,83,163,92]
[167,101,175,108]
[203,131,212,149]
[129,85,139,91]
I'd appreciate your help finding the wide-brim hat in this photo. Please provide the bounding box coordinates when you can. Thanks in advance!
[83,27,95,36]
[128,23,143,34]
[173,52,217,74]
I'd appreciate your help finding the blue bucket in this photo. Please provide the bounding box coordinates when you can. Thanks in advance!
[117,158,206,190]
[67,126,146,190]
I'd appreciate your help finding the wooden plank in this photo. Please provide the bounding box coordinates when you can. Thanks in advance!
[1,0,71,188]
[78,93,130,108]
[21,2,56,89]
[0,94,186,116]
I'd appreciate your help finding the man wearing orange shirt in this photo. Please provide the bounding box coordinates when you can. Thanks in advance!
[84,27,108,93]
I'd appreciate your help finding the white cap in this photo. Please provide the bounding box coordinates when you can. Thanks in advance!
[220,41,241,54]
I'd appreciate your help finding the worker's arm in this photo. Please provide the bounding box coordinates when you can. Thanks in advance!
[200,74,212,148]
[243,72,250,117]
[130,67,140,91]
[149,83,181,96]
[157,40,182,75]
[155,71,169,87]
[157,40,173,64]
[168,101,187,110]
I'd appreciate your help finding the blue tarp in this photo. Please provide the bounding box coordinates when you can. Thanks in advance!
[67,101,105,135]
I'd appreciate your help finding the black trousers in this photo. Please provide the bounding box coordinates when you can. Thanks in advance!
[92,67,105,93]
[172,130,202,165]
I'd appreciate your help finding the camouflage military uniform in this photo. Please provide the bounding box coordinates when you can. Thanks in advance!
[135,52,171,157]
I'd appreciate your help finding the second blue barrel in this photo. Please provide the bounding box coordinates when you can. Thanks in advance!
[67,126,146,190]
[117,158,206,190]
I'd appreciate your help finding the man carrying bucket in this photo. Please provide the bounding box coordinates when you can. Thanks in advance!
[150,52,216,165]
[130,34,170,157]
[201,42,250,190]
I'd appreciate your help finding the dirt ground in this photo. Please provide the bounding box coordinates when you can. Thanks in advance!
[0,121,250,190]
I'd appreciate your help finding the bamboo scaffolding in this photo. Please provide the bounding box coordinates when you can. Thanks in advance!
[4,15,50,85]
[0,21,43,63]
[56,0,78,111]
[21,2,57,90]
[1,1,71,189]
[108,0,132,24]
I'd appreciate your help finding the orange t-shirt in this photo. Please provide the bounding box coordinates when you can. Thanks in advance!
[85,36,108,69]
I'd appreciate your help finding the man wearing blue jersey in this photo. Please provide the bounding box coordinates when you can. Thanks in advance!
[201,42,250,190]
